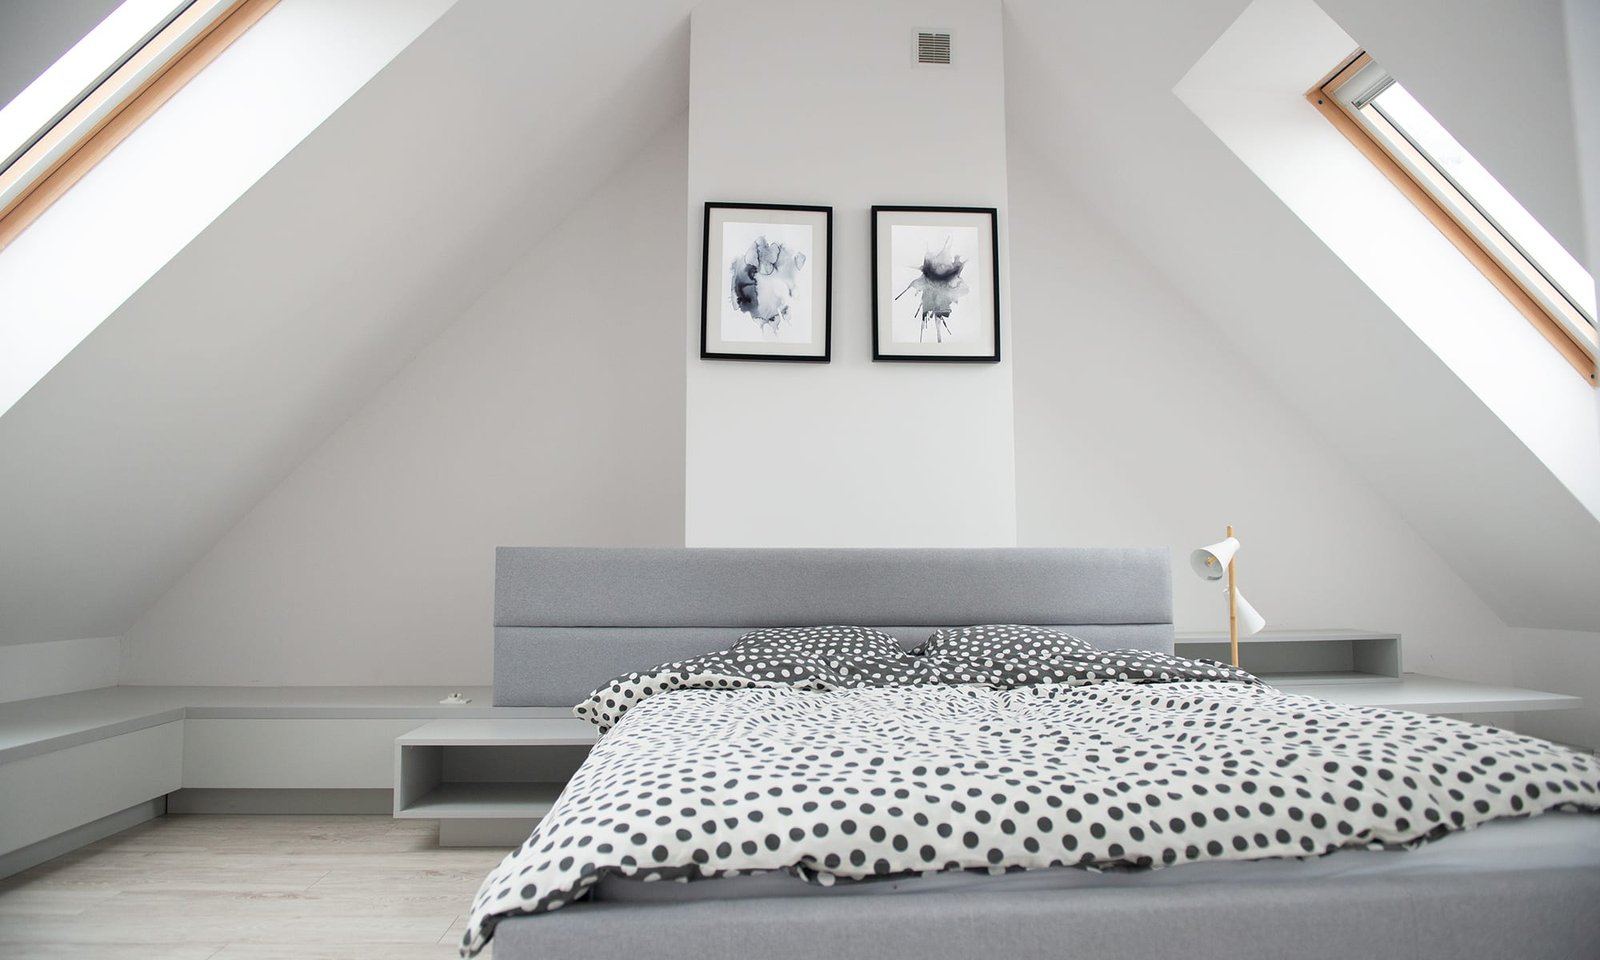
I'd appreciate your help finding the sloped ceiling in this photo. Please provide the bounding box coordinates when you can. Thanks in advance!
[0,0,692,645]
[1002,0,1600,630]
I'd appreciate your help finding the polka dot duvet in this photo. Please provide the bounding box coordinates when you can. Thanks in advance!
[463,625,1600,956]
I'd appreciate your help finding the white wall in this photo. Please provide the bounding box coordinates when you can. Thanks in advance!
[0,637,120,704]
[1008,140,1517,685]
[683,0,1016,547]
[120,120,689,686]
[1516,629,1600,750]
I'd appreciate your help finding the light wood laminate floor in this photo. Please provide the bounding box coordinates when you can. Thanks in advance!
[0,815,504,959]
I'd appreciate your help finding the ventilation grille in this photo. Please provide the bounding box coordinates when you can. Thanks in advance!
[915,31,952,66]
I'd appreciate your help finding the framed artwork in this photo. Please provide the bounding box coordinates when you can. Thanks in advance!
[871,205,1000,362]
[701,202,832,362]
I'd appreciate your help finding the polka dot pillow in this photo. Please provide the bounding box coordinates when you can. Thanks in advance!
[576,626,932,732]
[732,624,923,688]
[575,625,1266,732]
[918,623,1095,660]
[917,623,1260,689]
[732,625,911,662]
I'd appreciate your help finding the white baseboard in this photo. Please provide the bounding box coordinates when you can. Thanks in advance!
[0,797,164,880]
[167,788,393,814]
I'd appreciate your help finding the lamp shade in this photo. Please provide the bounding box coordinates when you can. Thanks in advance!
[1189,537,1240,581]
[1235,590,1267,636]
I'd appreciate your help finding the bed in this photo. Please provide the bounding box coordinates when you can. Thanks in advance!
[477,547,1600,960]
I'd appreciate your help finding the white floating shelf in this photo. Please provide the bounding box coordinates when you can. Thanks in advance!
[1175,631,1579,715]
[395,718,596,747]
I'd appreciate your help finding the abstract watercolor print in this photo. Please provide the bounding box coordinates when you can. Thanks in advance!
[871,206,998,362]
[719,220,814,344]
[889,224,982,344]
[701,203,831,362]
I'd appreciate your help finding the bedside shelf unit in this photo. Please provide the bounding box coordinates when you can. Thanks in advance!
[1176,629,1401,683]
[1175,629,1580,716]
[395,718,596,847]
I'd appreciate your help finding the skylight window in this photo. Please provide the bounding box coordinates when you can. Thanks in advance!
[1314,53,1598,382]
[0,0,273,252]
[1,0,188,178]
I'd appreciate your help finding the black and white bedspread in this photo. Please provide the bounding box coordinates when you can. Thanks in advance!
[463,626,1600,956]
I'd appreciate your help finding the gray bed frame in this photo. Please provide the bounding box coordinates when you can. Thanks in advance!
[489,546,1600,960]
[494,547,1173,708]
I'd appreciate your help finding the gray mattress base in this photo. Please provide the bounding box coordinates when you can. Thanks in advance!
[494,867,1600,960]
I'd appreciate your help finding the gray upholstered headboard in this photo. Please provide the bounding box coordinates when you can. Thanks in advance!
[493,547,1173,707]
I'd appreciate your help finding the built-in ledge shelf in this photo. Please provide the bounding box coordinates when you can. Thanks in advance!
[1176,629,1580,715]
[1262,670,1400,685]
[1176,629,1401,682]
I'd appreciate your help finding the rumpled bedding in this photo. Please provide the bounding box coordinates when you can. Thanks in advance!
[463,626,1599,956]
[575,624,1262,733]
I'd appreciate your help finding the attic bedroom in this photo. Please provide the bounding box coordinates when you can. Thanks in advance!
[1,0,1597,957]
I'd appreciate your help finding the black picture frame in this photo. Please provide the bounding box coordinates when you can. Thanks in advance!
[871,205,1000,362]
[701,202,833,362]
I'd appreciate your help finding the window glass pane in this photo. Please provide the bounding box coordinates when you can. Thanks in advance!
[1370,82,1596,323]
[0,0,185,170]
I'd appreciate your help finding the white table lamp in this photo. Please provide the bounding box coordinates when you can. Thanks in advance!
[1189,525,1265,667]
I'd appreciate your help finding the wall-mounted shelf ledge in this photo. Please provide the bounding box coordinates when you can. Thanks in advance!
[1258,670,1396,685]
[1273,673,1581,715]
[1176,630,1579,715]
[1176,629,1400,645]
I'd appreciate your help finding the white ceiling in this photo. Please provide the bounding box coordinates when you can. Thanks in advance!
[0,0,692,644]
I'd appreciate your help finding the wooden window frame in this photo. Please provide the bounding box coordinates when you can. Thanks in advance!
[1309,51,1598,385]
[0,0,279,254]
